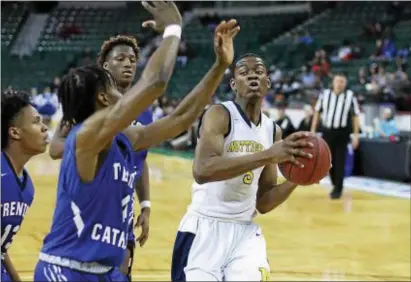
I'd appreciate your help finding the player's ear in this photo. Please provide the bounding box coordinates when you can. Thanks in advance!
[267,78,272,89]
[103,62,109,70]
[230,78,237,92]
[97,92,110,107]
[8,126,21,141]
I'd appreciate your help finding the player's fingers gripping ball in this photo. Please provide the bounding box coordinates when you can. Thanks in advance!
[279,134,331,185]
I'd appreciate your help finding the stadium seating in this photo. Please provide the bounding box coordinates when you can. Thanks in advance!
[167,13,308,99]
[260,2,411,84]
[1,2,28,49]
[1,2,409,98]
[37,2,153,52]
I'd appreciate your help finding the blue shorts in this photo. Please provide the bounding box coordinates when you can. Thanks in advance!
[34,260,129,282]
[1,262,12,282]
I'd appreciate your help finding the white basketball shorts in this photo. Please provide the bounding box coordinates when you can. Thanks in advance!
[171,213,270,281]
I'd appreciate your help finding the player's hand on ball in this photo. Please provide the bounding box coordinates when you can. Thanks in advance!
[135,207,150,247]
[141,1,182,32]
[270,132,314,168]
[214,19,240,67]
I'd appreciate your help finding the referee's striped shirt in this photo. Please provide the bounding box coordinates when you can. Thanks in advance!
[315,89,360,130]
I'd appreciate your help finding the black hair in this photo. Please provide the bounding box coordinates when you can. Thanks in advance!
[1,89,31,149]
[333,71,348,78]
[58,65,113,129]
[97,35,140,67]
[231,53,267,75]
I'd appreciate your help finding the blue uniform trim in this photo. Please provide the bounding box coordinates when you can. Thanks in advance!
[171,231,196,282]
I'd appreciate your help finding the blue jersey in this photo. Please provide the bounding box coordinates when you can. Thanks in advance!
[128,108,153,245]
[1,152,35,268]
[40,124,137,269]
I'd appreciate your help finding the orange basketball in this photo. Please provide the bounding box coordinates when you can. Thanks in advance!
[278,134,331,186]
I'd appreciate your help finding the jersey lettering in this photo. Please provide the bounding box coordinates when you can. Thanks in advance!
[91,223,127,249]
[113,163,137,189]
[1,201,30,217]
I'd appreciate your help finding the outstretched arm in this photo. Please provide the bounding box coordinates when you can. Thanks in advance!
[125,20,240,151]
[256,126,298,214]
[75,2,181,182]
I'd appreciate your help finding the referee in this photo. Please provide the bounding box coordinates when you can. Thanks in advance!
[311,73,360,199]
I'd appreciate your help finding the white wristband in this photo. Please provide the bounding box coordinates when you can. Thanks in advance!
[163,24,182,39]
[140,200,151,209]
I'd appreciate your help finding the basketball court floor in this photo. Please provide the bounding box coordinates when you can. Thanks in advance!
[11,152,411,281]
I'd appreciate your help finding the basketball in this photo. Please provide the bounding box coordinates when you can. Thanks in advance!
[279,134,332,186]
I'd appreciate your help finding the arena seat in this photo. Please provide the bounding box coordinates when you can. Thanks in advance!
[37,2,153,52]
[260,2,411,86]
[1,2,28,49]
[166,12,308,99]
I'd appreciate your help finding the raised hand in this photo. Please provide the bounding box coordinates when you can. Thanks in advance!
[213,19,241,67]
[268,131,314,168]
[141,1,182,32]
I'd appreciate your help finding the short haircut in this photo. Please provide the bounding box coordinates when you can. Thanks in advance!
[97,35,140,67]
[1,89,31,149]
[232,53,267,74]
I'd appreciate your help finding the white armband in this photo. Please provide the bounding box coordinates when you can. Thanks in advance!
[140,200,151,209]
[163,24,182,39]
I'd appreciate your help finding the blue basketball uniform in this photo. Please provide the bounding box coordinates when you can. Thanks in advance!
[34,124,137,281]
[1,152,35,281]
[127,108,153,247]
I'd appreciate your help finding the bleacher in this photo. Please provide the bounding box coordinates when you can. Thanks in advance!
[1,2,28,49]
[37,2,153,52]
[1,2,154,90]
[167,12,308,99]
[260,2,411,85]
[1,2,410,98]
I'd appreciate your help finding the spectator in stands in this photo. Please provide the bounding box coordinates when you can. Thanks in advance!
[333,39,353,62]
[297,30,313,46]
[382,38,396,60]
[362,19,383,40]
[32,86,59,134]
[275,103,295,138]
[177,40,189,67]
[297,104,314,132]
[376,107,400,137]
[311,49,330,78]
[395,54,408,71]
[269,65,282,84]
[357,67,369,87]
[50,76,61,93]
[30,87,38,99]
[299,65,316,89]
[58,22,81,40]
[281,71,301,97]
[370,39,384,60]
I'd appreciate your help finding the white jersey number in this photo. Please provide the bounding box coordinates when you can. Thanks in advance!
[1,224,20,250]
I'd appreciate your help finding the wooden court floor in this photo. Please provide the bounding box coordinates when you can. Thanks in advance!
[10,152,411,281]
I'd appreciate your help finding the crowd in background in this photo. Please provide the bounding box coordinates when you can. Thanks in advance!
[13,1,408,151]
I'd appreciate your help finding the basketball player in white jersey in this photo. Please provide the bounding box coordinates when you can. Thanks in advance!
[171,53,314,281]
